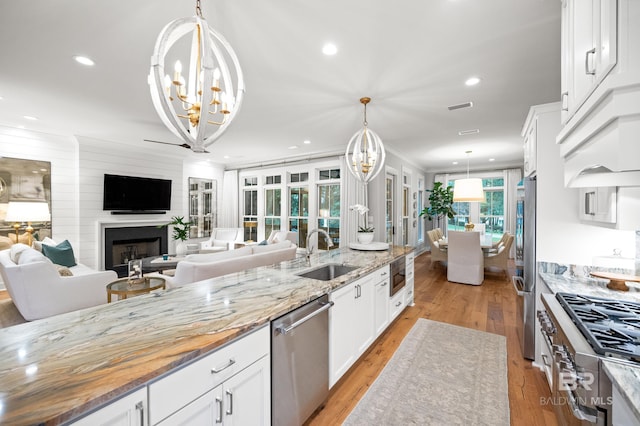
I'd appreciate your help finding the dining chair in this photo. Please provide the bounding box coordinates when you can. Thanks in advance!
[427,230,448,268]
[484,233,514,276]
[446,231,484,285]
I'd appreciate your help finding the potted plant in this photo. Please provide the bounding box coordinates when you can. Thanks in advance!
[161,216,191,255]
[350,204,374,244]
[419,182,455,231]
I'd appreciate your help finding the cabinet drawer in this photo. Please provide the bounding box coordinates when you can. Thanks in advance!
[373,265,390,283]
[389,289,405,321]
[148,325,269,425]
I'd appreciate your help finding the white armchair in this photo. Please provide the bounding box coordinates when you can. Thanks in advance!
[199,228,244,253]
[446,231,484,285]
[266,230,298,245]
[0,247,117,321]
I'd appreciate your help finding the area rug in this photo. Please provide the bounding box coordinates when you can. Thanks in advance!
[343,318,509,425]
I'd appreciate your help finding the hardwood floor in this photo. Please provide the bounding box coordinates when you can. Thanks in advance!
[307,251,558,426]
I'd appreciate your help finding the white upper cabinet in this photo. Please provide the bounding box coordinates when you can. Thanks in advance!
[562,0,617,124]
[557,0,640,188]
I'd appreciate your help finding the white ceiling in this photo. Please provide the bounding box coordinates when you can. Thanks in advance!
[0,0,560,173]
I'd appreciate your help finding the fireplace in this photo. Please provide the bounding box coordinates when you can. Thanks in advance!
[104,226,168,277]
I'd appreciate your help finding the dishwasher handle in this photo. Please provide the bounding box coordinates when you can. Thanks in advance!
[276,301,334,335]
[512,276,525,296]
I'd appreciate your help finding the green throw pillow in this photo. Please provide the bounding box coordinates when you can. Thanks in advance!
[41,240,77,268]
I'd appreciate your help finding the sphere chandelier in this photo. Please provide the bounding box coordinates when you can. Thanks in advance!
[345,97,386,183]
[148,0,245,153]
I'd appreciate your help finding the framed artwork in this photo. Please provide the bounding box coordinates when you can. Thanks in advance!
[0,157,52,241]
[188,177,217,238]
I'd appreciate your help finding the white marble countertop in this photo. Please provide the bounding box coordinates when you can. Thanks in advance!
[538,263,640,420]
[0,246,412,425]
[602,359,640,421]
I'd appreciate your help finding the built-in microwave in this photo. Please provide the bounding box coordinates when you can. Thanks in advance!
[579,187,616,224]
[390,256,406,296]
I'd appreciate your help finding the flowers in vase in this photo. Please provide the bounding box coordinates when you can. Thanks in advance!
[349,204,374,232]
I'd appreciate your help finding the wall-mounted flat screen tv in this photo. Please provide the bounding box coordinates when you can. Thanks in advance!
[103,174,172,212]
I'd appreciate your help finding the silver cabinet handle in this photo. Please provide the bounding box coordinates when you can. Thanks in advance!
[541,354,551,367]
[211,358,236,374]
[225,390,233,415]
[561,91,569,111]
[135,401,144,426]
[276,301,334,334]
[585,47,596,75]
[380,271,388,276]
[381,281,387,286]
[215,397,223,423]
[395,301,402,307]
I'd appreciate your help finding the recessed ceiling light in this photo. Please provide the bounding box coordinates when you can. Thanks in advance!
[322,43,337,56]
[223,155,230,159]
[23,116,38,121]
[288,145,298,150]
[465,77,481,86]
[73,55,95,66]
[452,161,459,165]
[489,158,495,162]
[303,140,311,144]
[458,129,479,136]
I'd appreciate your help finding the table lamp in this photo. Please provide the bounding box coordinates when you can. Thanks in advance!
[4,201,51,246]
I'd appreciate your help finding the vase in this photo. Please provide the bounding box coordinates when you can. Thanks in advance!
[357,232,374,244]
[175,241,188,256]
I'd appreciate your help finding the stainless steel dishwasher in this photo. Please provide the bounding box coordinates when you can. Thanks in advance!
[271,294,333,426]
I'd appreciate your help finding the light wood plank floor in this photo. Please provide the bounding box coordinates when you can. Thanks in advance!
[307,251,558,426]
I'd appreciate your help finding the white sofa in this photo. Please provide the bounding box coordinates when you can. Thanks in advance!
[157,240,297,288]
[199,228,244,253]
[0,246,117,321]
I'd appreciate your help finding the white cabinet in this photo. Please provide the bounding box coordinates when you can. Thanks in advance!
[405,252,415,307]
[329,272,377,387]
[374,267,390,338]
[148,326,270,426]
[523,117,537,177]
[522,103,561,181]
[71,387,147,426]
[156,356,270,426]
[389,288,406,322]
[561,0,617,123]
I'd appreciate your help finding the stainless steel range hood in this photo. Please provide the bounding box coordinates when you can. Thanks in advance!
[568,165,640,188]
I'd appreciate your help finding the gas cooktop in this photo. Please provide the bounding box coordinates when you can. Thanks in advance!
[556,292,640,362]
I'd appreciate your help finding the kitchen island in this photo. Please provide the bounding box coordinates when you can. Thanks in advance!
[0,246,412,425]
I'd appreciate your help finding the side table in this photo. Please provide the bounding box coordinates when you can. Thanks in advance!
[106,276,166,302]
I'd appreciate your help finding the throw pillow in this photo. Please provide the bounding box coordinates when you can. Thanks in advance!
[54,264,73,276]
[9,243,32,263]
[258,240,268,245]
[17,248,49,265]
[33,237,58,252]
[41,240,77,267]
[0,235,13,251]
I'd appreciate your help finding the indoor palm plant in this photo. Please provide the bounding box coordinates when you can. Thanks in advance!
[162,216,191,255]
[419,182,455,231]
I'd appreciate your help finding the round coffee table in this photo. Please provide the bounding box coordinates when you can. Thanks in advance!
[106,276,166,302]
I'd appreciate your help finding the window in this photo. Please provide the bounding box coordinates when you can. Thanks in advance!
[317,183,340,250]
[265,175,281,185]
[264,188,281,238]
[289,172,308,183]
[289,186,309,248]
[243,189,258,241]
[447,177,504,242]
[402,174,410,246]
[318,168,340,180]
[417,179,424,243]
[244,177,258,186]
[385,174,395,243]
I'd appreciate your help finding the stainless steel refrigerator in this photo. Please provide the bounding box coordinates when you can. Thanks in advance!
[513,177,536,360]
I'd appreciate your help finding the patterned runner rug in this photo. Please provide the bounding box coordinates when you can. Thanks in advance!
[344,318,510,425]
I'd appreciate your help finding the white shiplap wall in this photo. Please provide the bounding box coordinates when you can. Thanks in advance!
[77,136,187,269]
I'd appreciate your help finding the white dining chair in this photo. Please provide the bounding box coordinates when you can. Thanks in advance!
[446,231,484,285]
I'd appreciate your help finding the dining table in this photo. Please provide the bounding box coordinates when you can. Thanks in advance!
[438,233,496,251]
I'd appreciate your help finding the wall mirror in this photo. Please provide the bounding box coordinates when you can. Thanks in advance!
[0,157,52,247]
[189,177,216,238]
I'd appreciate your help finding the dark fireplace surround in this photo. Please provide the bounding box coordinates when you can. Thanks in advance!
[104,226,168,277]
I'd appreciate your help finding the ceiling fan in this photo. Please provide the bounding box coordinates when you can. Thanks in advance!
[143,139,210,153]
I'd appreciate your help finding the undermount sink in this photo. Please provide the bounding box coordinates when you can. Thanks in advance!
[297,263,358,281]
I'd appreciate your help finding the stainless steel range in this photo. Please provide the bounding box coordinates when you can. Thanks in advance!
[540,292,640,426]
